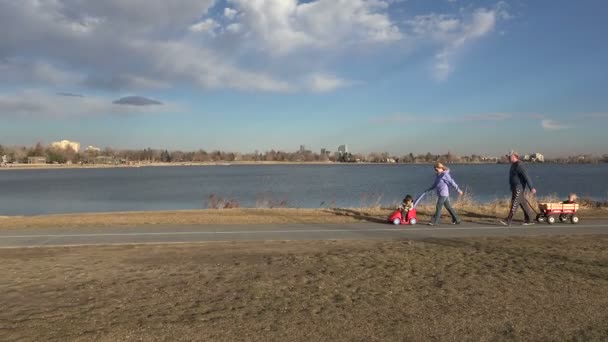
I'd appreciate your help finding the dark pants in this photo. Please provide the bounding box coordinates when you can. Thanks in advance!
[506,186,534,223]
[432,196,460,224]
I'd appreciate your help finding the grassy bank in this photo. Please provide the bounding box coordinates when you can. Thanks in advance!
[2,236,608,341]
[1,203,607,229]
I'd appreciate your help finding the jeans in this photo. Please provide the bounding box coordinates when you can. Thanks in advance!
[432,196,460,224]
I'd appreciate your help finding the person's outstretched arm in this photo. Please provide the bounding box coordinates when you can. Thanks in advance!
[426,176,439,192]
[445,174,464,195]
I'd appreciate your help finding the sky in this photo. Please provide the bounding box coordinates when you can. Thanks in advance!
[0,0,607,157]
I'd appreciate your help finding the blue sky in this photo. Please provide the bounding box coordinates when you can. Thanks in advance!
[0,0,607,157]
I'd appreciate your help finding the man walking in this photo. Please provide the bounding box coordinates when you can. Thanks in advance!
[500,151,537,226]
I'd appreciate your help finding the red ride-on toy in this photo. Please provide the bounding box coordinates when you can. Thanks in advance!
[388,192,427,225]
[536,203,580,224]
[388,208,418,225]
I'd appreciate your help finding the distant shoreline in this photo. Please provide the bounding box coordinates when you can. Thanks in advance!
[0,160,533,171]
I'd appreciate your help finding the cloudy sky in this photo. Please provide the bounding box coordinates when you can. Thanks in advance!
[1,0,607,157]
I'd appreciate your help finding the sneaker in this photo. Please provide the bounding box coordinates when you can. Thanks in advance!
[452,221,461,225]
[427,222,434,226]
[499,220,510,226]
[522,222,535,226]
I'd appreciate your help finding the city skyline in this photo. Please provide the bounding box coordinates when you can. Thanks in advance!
[1,1,607,157]
[2,139,586,162]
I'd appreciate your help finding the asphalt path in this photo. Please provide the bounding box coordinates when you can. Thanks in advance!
[1,220,608,248]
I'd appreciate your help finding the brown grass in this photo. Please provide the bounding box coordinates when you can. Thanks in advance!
[1,236,607,341]
[205,194,240,209]
[1,203,607,229]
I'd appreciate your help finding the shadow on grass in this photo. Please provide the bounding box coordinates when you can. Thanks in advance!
[322,208,387,224]
[457,209,498,220]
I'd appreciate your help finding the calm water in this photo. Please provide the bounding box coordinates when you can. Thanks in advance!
[0,164,607,215]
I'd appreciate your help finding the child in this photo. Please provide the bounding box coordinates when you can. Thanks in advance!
[399,194,414,216]
[563,193,577,204]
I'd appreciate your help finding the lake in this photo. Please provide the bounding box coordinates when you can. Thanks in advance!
[0,163,606,215]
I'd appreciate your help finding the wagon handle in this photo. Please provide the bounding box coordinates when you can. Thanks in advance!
[523,194,540,215]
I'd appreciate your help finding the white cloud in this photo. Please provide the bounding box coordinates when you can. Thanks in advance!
[541,119,567,130]
[434,8,497,80]
[0,0,508,97]
[307,73,355,93]
[189,19,218,34]
[224,7,238,20]
[407,4,508,81]
[0,1,293,93]
[226,23,242,34]
[495,1,513,20]
[226,0,402,55]
[149,41,293,92]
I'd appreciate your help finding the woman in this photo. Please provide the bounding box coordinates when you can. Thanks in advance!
[426,162,464,225]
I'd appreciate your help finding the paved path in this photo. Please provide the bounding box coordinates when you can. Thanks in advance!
[1,220,608,248]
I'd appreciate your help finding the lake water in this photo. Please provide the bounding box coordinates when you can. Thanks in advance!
[0,164,607,215]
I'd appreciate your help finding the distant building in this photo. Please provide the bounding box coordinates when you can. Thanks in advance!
[299,145,306,153]
[52,140,80,152]
[320,148,331,156]
[85,145,101,152]
[531,153,545,162]
[336,145,353,162]
[1,155,7,165]
[28,156,47,164]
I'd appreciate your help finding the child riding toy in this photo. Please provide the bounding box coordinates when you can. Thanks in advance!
[388,193,426,225]
[536,202,579,224]
[536,194,580,224]
[388,206,418,225]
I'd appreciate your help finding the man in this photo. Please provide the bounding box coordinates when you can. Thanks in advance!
[500,151,537,226]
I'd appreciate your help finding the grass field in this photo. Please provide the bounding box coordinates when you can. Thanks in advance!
[2,198,607,340]
[1,236,608,341]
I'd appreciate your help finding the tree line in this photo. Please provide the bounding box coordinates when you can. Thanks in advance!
[1,143,606,165]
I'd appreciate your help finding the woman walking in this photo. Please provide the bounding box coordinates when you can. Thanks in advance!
[426,162,464,225]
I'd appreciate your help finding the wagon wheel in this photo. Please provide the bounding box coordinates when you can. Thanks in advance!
[536,214,546,223]
[570,215,579,224]
[547,215,556,224]
[559,214,568,223]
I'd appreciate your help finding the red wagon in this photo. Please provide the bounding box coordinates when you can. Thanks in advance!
[536,203,579,224]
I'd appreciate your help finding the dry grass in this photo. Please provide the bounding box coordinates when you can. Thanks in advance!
[1,203,607,229]
[0,209,378,229]
[1,236,607,341]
